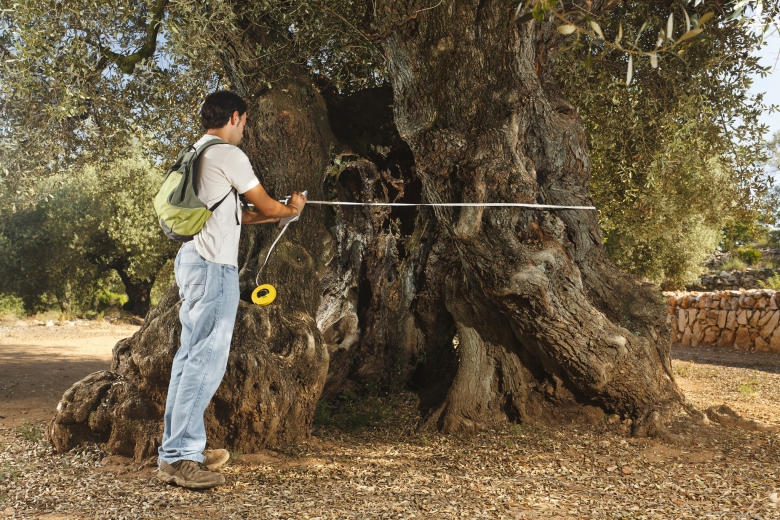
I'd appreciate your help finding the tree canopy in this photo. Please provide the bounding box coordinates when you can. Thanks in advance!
[556,0,775,287]
[0,0,777,293]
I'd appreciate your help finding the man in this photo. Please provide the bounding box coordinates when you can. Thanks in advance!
[157,90,307,489]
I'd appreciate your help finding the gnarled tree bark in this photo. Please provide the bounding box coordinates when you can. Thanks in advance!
[368,0,682,435]
[50,0,685,458]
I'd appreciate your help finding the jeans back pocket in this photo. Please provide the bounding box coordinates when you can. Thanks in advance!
[176,249,207,303]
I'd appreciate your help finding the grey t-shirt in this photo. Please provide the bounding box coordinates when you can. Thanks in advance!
[192,134,259,266]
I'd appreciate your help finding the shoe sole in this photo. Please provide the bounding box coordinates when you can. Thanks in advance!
[156,470,225,489]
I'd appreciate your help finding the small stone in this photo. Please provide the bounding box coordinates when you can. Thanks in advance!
[678,308,686,332]
[621,466,633,475]
[760,310,780,338]
[3,507,15,517]
[749,310,761,328]
[606,465,617,472]
[45,320,55,327]
[717,310,727,329]
[692,321,704,347]
[681,328,693,347]
[607,414,620,424]
[702,327,719,345]
[718,328,736,348]
[735,327,751,350]
[725,311,737,330]
[599,440,610,449]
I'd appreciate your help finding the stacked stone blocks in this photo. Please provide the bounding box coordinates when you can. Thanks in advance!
[666,290,780,353]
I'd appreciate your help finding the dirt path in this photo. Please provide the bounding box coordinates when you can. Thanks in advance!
[0,323,139,428]
[1,325,779,518]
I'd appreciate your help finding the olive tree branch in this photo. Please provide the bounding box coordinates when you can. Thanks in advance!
[91,0,169,74]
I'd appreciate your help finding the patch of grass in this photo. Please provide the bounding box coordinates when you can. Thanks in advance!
[16,421,43,443]
[228,449,241,462]
[737,376,761,398]
[674,362,692,378]
[719,257,746,271]
[738,382,754,395]
[0,491,6,503]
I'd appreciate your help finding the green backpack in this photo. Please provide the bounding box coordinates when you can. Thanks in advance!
[154,138,233,242]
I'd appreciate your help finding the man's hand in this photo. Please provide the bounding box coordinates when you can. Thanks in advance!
[288,191,307,214]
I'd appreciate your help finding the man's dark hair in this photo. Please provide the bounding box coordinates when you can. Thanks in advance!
[200,91,248,130]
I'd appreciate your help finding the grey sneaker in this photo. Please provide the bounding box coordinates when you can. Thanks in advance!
[157,459,225,489]
[203,449,230,470]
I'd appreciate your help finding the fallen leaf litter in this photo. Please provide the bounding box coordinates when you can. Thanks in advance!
[0,347,778,519]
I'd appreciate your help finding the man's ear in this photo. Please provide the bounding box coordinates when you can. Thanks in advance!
[231,111,240,126]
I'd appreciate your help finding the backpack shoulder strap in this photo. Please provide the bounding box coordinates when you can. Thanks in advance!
[194,137,230,154]
[191,138,231,197]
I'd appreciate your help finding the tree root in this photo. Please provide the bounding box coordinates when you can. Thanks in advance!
[680,396,777,433]
[704,404,778,433]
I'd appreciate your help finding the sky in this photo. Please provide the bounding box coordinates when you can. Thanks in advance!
[751,31,780,141]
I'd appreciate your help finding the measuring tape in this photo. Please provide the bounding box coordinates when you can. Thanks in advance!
[249,196,596,306]
[305,201,596,210]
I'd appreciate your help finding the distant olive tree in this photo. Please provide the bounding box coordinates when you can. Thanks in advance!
[0,147,176,316]
[555,1,774,288]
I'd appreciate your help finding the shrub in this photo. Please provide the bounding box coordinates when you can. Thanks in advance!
[736,248,762,266]
[0,294,24,318]
[719,257,747,272]
[757,273,780,290]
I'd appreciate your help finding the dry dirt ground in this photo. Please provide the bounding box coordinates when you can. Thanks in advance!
[1,323,779,519]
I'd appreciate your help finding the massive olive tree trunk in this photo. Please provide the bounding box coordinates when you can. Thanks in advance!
[366,0,682,435]
[50,0,684,458]
[50,78,335,458]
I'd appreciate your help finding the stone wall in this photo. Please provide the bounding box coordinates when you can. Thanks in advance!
[666,290,780,353]
[686,268,780,291]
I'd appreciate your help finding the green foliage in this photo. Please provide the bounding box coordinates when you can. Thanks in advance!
[719,257,747,272]
[0,0,382,204]
[149,259,175,306]
[757,273,780,290]
[0,146,177,314]
[736,247,762,265]
[720,221,769,251]
[0,0,226,202]
[556,1,773,289]
[1,0,776,297]
[92,279,130,312]
[0,293,24,318]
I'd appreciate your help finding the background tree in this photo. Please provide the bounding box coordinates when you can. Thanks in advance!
[0,0,775,457]
[0,148,177,316]
[555,1,773,288]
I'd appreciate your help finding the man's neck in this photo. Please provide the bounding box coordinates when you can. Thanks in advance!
[206,129,232,144]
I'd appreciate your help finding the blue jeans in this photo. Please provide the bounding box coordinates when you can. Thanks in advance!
[158,242,239,466]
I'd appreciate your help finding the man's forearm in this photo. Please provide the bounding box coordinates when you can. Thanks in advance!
[241,210,280,225]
